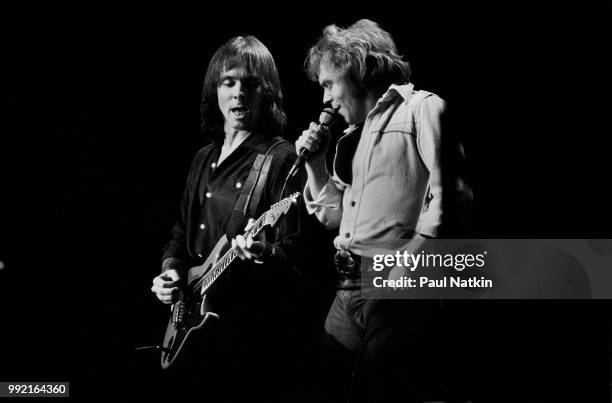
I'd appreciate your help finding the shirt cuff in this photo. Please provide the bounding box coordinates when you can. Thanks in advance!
[161,257,186,274]
[303,175,343,215]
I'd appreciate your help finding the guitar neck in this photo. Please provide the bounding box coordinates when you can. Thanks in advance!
[198,212,267,293]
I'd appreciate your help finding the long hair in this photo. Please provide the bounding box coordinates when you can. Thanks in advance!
[305,19,411,89]
[200,36,286,137]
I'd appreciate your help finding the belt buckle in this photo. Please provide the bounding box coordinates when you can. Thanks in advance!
[335,250,356,277]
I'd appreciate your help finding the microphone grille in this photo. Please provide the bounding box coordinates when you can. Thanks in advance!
[319,107,338,126]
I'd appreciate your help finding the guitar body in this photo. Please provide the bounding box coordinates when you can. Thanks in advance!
[158,192,300,369]
[160,235,229,370]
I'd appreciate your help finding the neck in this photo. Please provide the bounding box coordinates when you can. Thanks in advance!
[364,87,386,115]
[355,86,387,125]
[223,127,252,150]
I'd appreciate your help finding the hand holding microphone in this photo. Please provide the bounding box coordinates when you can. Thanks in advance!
[292,108,337,176]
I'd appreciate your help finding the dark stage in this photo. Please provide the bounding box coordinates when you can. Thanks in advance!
[2,2,611,401]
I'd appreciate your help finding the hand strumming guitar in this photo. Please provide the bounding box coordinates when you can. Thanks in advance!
[151,265,182,304]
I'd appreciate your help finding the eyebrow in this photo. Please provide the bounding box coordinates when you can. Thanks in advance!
[221,72,257,81]
[221,73,237,81]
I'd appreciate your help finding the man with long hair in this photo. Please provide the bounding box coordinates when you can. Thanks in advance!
[151,35,331,402]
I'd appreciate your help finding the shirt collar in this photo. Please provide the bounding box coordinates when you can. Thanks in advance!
[342,82,414,134]
[213,131,270,153]
[240,131,270,153]
[385,82,414,102]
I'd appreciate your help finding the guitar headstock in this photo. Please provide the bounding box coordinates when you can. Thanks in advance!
[263,192,300,228]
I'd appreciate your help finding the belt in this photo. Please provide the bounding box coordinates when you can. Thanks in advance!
[334,249,361,278]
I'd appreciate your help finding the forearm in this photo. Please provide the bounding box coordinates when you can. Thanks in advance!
[161,221,191,266]
[401,232,433,254]
[161,257,186,274]
[304,159,331,201]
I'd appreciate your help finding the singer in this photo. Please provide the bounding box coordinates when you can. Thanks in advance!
[296,20,472,402]
[150,35,332,402]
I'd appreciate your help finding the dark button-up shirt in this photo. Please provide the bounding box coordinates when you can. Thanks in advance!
[162,132,300,268]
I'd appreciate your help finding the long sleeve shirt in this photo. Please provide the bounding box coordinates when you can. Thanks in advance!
[161,131,335,301]
[304,83,471,256]
[161,132,298,267]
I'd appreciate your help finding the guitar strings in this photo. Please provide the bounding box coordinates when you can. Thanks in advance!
[187,194,297,295]
[189,213,266,294]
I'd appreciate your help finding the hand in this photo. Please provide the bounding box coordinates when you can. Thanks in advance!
[232,219,272,263]
[295,121,331,167]
[151,269,182,304]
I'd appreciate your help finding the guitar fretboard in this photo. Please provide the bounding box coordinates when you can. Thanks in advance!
[194,212,267,293]
[187,192,298,296]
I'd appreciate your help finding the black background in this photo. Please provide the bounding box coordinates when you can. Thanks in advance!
[2,1,611,401]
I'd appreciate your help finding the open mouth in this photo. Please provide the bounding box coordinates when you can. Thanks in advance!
[230,106,249,118]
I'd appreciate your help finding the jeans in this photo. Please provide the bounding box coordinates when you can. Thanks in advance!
[317,289,444,403]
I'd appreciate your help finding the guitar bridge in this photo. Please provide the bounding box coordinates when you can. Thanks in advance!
[172,301,185,326]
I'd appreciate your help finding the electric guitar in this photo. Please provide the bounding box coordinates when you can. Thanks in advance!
[159,192,300,369]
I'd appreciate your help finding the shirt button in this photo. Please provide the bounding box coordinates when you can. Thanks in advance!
[345,233,350,238]
[197,253,203,258]
[199,224,206,230]
[211,162,216,169]
[205,192,212,198]
[235,182,242,189]
[350,200,356,207]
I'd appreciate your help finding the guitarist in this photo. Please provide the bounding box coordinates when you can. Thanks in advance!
[150,36,333,402]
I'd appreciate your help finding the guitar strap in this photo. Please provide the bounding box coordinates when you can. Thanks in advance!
[227,139,287,235]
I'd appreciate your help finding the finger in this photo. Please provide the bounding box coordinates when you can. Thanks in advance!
[233,237,247,260]
[316,125,330,141]
[164,269,180,281]
[302,137,321,153]
[238,235,257,260]
[244,218,256,231]
[297,132,312,152]
[242,240,254,259]
[154,271,174,284]
[304,138,319,149]
[301,141,314,153]
[161,287,178,296]
[153,276,167,288]
[162,280,180,288]
[236,235,247,249]
[245,231,267,254]
[154,286,178,297]
[152,276,179,288]
[307,134,322,145]
[304,139,318,151]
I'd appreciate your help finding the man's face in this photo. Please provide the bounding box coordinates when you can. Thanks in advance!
[318,62,367,125]
[217,65,264,132]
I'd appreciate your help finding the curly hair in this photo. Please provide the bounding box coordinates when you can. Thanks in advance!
[200,36,286,137]
[305,19,411,90]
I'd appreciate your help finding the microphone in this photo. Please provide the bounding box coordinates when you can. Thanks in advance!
[287,107,338,178]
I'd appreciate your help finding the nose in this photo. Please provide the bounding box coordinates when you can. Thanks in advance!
[322,88,332,105]
[232,80,246,99]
